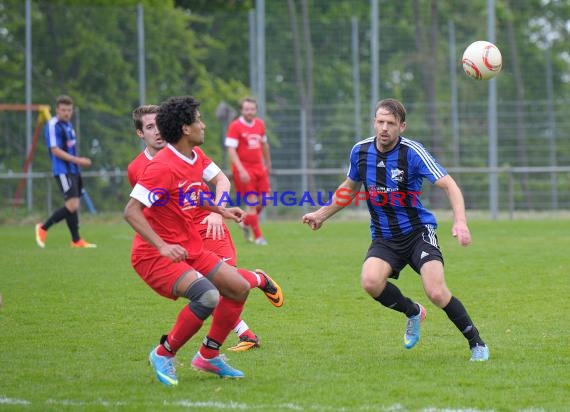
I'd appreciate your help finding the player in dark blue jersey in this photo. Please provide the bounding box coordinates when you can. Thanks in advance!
[35,95,96,248]
[303,98,489,361]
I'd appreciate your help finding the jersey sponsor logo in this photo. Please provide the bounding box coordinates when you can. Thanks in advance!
[246,134,262,149]
[178,181,203,210]
[377,160,385,167]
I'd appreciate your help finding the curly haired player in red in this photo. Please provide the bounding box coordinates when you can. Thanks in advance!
[128,105,279,352]
[124,97,283,386]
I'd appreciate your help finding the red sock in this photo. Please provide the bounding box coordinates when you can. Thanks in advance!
[200,297,244,359]
[157,305,204,356]
[245,213,262,239]
[244,213,255,228]
[237,268,263,289]
[240,329,257,340]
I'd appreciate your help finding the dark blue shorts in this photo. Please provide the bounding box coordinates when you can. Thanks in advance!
[55,173,83,200]
[365,225,444,279]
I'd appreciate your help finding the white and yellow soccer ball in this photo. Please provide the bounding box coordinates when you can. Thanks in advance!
[462,40,502,80]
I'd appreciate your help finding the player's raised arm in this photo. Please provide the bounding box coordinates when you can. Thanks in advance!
[302,177,361,230]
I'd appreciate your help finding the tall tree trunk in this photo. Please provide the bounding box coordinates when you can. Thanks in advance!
[412,0,445,207]
[505,0,532,209]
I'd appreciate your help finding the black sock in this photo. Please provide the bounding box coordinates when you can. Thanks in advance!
[374,282,419,317]
[159,335,174,354]
[65,211,80,242]
[443,296,485,348]
[43,207,71,230]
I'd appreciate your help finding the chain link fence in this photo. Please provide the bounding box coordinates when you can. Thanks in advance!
[1,3,569,220]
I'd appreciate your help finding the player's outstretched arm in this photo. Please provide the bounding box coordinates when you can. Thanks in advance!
[435,175,471,247]
[302,177,361,231]
[124,198,188,262]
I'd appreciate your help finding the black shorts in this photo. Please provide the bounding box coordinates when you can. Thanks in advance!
[55,173,83,200]
[364,225,444,279]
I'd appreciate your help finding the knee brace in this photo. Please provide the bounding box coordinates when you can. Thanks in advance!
[184,277,219,320]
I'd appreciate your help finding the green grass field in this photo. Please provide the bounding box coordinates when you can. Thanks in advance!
[1,216,569,411]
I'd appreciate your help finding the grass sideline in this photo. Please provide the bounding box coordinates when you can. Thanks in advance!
[0,217,569,411]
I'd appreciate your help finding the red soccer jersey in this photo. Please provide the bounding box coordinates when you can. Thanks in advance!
[225,116,267,167]
[129,144,221,257]
[189,147,219,225]
[192,182,216,226]
[127,147,153,187]
[128,147,220,227]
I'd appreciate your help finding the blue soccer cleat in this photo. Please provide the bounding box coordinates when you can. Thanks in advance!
[470,344,490,362]
[404,303,426,349]
[191,352,244,378]
[149,347,178,386]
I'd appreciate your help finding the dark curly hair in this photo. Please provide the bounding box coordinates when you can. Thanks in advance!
[156,96,201,144]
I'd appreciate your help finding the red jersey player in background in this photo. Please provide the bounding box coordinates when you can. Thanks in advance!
[128,105,277,352]
[225,97,272,245]
[124,97,283,386]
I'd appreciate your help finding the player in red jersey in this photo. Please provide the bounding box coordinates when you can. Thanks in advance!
[225,97,272,245]
[124,97,283,385]
[127,105,166,187]
[128,105,273,352]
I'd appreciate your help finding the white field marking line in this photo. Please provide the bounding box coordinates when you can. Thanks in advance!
[0,397,30,405]
[0,397,548,412]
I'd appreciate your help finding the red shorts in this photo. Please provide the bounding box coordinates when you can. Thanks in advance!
[187,249,224,277]
[199,224,237,267]
[232,166,270,197]
[132,247,223,300]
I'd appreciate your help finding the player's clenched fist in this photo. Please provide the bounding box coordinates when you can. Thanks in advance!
[221,207,246,223]
[302,212,323,231]
[158,244,188,262]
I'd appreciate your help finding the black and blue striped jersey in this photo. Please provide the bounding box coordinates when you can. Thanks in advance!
[44,117,79,175]
[347,136,447,240]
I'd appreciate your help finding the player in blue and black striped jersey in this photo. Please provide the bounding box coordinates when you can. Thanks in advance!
[303,98,489,361]
[35,95,96,249]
